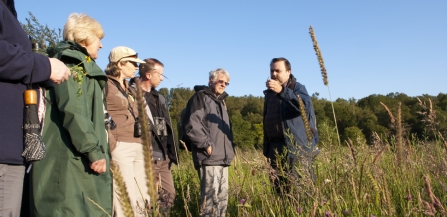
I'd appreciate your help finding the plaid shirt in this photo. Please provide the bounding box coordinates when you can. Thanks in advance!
[264,91,284,141]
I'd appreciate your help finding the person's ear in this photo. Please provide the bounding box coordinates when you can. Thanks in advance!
[117,62,125,70]
[146,72,152,80]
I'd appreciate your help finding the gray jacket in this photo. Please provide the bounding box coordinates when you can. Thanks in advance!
[182,85,235,168]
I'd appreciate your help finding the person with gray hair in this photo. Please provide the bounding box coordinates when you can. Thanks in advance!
[182,68,235,217]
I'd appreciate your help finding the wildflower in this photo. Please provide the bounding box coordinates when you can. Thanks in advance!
[296,207,302,214]
[325,211,332,217]
[240,199,246,204]
[324,179,331,184]
[85,56,91,63]
[69,63,88,98]
[343,210,351,216]
[405,194,413,201]
[370,215,376,217]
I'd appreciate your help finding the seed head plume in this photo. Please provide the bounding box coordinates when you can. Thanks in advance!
[309,26,328,86]
[133,79,157,214]
[110,163,134,217]
[297,95,313,142]
[309,25,340,145]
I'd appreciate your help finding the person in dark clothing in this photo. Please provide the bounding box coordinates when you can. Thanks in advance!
[133,58,179,217]
[0,1,70,216]
[182,68,235,217]
[263,57,319,194]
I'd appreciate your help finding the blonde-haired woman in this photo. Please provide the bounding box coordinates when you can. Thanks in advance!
[105,46,150,217]
[30,13,112,217]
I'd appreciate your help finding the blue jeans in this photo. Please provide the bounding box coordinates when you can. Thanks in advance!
[0,164,25,217]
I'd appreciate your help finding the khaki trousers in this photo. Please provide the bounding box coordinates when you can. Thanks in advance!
[112,142,150,217]
[197,165,229,217]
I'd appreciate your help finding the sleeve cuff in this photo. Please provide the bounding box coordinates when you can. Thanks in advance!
[86,146,105,163]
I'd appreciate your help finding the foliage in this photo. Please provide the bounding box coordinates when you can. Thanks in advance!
[342,126,366,146]
[21,12,62,49]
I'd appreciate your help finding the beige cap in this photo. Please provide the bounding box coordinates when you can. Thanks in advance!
[108,46,145,63]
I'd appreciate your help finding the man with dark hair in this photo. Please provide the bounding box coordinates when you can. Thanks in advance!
[263,57,319,194]
[0,1,70,216]
[132,58,178,216]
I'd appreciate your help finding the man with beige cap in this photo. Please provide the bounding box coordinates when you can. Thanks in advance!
[105,46,149,217]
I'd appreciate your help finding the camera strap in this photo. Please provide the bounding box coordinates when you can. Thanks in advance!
[110,79,138,121]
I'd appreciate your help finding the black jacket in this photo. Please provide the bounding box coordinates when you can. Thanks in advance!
[129,79,179,164]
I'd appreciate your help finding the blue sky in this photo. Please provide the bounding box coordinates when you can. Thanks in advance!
[15,1,447,100]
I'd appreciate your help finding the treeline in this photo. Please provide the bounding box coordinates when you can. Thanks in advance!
[160,88,447,148]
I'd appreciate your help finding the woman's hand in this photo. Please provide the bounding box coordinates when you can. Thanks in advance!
[90,159,106,174]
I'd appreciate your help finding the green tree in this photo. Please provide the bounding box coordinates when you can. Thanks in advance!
[21,12,62,49]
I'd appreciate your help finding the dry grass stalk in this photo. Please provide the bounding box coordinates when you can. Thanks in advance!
[311,199,318,217]
[179,140,189,153]
[418,191,436,216]
[417,97,439,134]
[380,102,395,124]
[358,158,368,203]
[133,79,157,213]
[438,132,447,156]
[297,95,313,142]
[382,176,393,216]
[111,162,134,217]
[372,146,387,165]
[366,170,380,206]
[424,174,436,206]
[424,174,446,214]
[396,102,403,167]
[349,176,359,205]
[309,25,340,146]
[87,197,112,217]
[346,138,357,166]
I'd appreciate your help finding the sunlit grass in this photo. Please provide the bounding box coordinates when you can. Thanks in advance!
[171,138,447,216]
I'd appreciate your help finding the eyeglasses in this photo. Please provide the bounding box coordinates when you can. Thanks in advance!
[216,80,230,86]
[128,61,138,67]
[117,53,138,62]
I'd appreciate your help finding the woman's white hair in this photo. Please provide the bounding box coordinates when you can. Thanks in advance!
[63,13,104,46]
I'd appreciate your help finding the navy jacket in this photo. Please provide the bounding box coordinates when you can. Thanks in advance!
[0,2,51,164]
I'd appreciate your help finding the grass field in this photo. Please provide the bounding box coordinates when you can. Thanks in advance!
[170,138,447,217]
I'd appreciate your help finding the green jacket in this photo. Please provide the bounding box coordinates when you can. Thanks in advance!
[30,41,112,217]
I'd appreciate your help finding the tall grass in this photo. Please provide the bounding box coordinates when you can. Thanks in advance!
[171,135,447,216]
[309,25,341,146]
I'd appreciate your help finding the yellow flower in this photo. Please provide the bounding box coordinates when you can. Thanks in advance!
[85,56,92,63]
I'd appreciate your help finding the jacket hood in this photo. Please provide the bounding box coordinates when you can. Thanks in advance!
[48,41,87,57]
[193,85,228,101]
[49,41,106,78]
